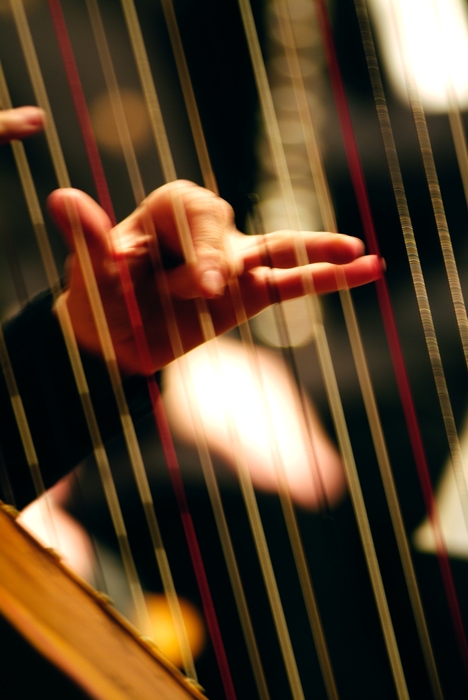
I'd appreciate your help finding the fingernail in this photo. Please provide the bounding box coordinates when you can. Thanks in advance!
[201,270,225,297]
[354,238,365,256]
[16,106,45,128]
[24,107,45,127]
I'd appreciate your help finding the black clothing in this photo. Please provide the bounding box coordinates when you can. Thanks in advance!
[0,291,152,510]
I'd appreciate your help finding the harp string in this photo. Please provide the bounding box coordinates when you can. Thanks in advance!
[0,67,45,503]
[246,224,339,700]
[384,0,468,538]
[111,2,333,698]
[0,38,152,639]
[70,2,344,696]
[357,0,468,672]
[42,0,276,696]
[268,1,443,696]
[389,0,468,368]
[54,1,271,694]
[5,0,466,696]
[77,1,261,691]
[430,0,468,211]
[49,0,201,680]
[85,0,146,205]
[315,0,468,676]
[38,0,230,685]
[355,0,468,690]
[250,0,334,516]
[157,0,343,696]
[239,0,413,696]
[158,0,217,194]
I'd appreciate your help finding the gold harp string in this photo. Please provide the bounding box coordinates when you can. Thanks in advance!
[152,185,300,699]
[238,1,410,697]
[47,0,206,679]
[83,0,198,677]
[388,0,468,368]
[431,0,468,211]
[5,0,157,637]
[353,1,462,695]
[157,0,340,694]
[84,0,245,683]
[72,3,245,696]
[271,0,426,690]
[159,0,217,194]
[0,326,46,501]
[84,0,145,206]
[381,0,468,551]
[119,0,176,183]
[0,68,75,559]
[195,307,305,700]
[0,63,47,508]
[117,2,325,697]
[7,0,69,188]
[272,1,443,697]
[167,358,271,700]
[161,4,346,697]
[228,275,338,700]
[85,0,264,687]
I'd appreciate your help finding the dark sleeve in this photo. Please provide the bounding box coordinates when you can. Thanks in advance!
[0,291,154,510]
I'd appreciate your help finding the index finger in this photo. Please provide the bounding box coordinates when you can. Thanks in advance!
[0,106,45,145]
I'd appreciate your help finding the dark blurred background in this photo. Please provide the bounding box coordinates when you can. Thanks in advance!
[1,0,468,698]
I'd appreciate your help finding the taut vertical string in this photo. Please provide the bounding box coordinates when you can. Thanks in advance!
[315,0,468,679]
[271,0,443,696]
[48,0,198,677]
[240,0,411,696]
[7,0,149,631]
[46,1,244,692]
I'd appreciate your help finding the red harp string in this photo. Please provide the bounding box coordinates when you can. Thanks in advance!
[313,0,468,675]
[4,0,468,697]
[45,0,236,696]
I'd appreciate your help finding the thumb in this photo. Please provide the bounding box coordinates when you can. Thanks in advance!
[47,188,113,267]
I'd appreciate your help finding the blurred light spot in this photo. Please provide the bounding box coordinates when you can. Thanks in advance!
[278,117,305,145]
[90,88,151,154]
[251,298,315,348]
[144,593,206,668]
[368,0,468,112]
[272,85,299,111]
[272,55,317,79]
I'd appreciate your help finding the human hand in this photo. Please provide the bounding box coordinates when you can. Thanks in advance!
[48,180,382,375]
[0,106,45,145]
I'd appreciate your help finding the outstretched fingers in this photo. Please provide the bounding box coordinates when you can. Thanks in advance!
[238,230,366,270]
[238,254,383,316]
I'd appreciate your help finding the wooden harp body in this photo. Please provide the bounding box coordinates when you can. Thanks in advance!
[1,1,468,698]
